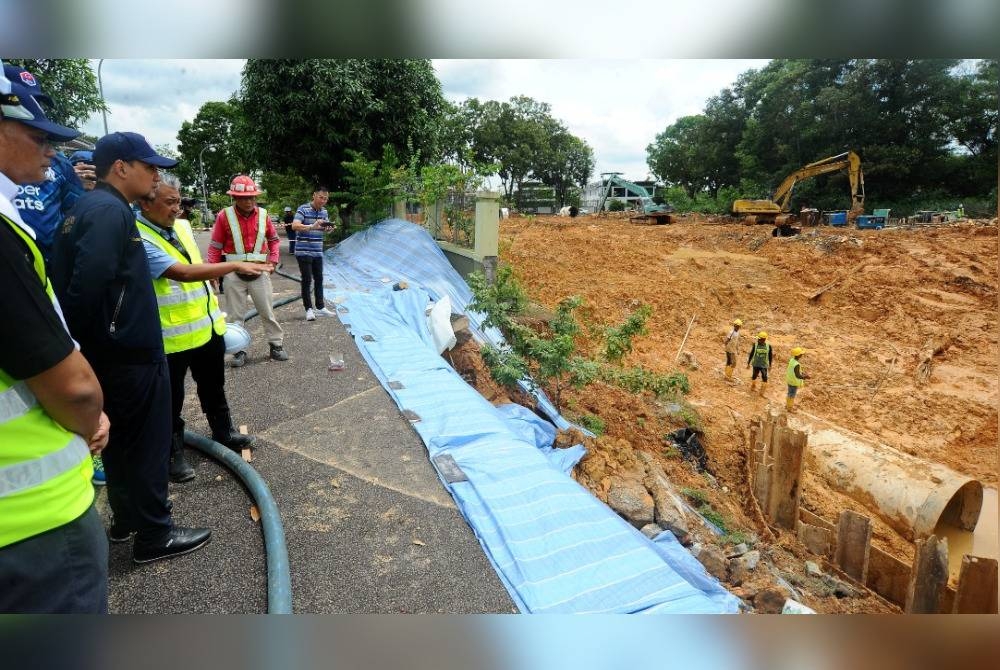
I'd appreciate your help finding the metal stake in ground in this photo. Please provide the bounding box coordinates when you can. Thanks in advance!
[675,314,697,362]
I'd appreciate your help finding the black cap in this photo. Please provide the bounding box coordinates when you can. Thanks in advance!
[93,132,179,172]
[1,64,80,142]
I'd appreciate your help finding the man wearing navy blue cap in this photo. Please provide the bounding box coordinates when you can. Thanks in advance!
[53,130,213,565]
[0,61,110,612]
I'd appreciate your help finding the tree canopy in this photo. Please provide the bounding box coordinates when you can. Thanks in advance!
[461,95,594,205]
[175,100,245,195]
[5,58,106,130]
[235,59,446,192]
[647,59,998,214]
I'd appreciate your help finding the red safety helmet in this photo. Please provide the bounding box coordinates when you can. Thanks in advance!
[226,175,261,196]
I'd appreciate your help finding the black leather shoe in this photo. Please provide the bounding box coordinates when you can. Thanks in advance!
[133,526,212,564]
[207,411,254,451]
[169,433,196,483]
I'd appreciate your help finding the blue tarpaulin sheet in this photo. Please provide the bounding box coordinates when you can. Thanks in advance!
[321,219,740,613]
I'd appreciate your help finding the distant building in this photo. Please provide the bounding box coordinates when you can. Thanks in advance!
[582,175,665,212]
[514,182,557,214]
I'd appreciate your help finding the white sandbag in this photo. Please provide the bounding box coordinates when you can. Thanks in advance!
[427,295,457,354]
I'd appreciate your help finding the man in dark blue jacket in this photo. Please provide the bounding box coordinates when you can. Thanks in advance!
[52,132,212,564]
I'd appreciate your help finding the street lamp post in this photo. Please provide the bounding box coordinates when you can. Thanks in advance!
[97,59,109,135]
[198,145,215,223]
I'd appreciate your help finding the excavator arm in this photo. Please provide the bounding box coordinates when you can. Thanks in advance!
[772,151,865,215]
[597,174,672,214]
[732,151,865,221]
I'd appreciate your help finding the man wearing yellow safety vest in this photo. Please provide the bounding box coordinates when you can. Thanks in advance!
[0,62,110,612]
[746,330,773,396]
[137,175,271,481]
[786,347,810,412]
[207,175,286,367]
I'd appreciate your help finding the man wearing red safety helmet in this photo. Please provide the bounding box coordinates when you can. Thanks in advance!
[207,175,287,365]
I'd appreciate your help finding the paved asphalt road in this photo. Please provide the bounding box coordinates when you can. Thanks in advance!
[98,232,515,613]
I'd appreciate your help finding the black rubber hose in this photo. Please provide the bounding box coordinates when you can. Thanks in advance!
[274,267,302,284]
[183,430,293,614]
[243,295,302,322]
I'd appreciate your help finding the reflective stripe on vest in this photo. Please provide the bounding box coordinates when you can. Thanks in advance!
[223,206,268,262]
[0,427,89,497]
[751,342,771,369]
[0,213,94,548]
[786,357,805,387]
[137,218,226,354]
[0,381,34,422]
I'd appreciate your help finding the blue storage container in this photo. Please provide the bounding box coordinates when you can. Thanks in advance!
[827,211,847,226]
[856,215,884,230]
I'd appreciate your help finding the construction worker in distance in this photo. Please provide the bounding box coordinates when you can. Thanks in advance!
[723,318,742,382]
[786,347,810,411]
[747,331,773,396]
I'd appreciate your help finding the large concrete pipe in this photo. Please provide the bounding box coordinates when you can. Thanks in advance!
[805,428,983,541]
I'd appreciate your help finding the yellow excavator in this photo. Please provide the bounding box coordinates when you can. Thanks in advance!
[732,151,865,229]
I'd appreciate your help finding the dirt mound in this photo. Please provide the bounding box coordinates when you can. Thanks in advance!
[487,212,997,613]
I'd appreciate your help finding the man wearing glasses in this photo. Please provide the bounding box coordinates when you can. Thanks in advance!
[52,132,212,565]
[0,62,109,612]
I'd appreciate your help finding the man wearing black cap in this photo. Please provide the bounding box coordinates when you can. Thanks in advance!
[52,131,212,564]
[0,61,109,612]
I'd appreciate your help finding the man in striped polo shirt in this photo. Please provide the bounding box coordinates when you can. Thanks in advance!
[291,186,337,321]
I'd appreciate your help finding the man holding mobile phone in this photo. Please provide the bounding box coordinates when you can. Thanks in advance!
[291,186,336,321]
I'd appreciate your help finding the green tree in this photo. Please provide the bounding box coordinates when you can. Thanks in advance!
[647,115,712,198]
[5,59,107,129]
[534,128,595,207]
[464,96,553,203]
[649,59,989,213]
[175,101,245,196]
[236,59,446,195]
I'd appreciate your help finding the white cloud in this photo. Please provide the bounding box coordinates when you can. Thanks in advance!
[81,59,246,149]
[434,59,767,181]
[78,58,765,183]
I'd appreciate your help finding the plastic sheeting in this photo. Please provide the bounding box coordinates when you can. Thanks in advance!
[322,219,740,613]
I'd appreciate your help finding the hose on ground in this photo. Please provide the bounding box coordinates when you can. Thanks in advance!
[183,430,293,614]
[243,295,302,322]
[274,267,302,284]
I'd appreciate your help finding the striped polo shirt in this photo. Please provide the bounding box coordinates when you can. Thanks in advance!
[293,203,327,258]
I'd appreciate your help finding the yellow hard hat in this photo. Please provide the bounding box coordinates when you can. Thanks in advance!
[791,347,806,357]
[733,319,743,326]
[757,331,767,339]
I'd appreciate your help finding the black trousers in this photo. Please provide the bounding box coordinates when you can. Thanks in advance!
[95,359,172,541]
[296,255,325,310]
[0,504,108,613]
[167,331,229,434]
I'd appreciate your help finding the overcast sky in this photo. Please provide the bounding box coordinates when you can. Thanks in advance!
[81,59,766,184]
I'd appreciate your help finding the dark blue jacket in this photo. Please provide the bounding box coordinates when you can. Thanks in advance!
[51,183,164,365]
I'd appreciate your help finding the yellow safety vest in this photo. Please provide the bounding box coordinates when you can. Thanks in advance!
[0,214,94,548]
[786,357,805,387]
[137,218,226,355]
[223,206,268,262]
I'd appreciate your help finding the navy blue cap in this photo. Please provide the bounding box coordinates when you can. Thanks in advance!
[69,150,93,164]
[1,64,80,142]
[93,131,179,171]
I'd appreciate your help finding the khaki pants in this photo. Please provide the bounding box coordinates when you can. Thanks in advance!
[223,272,283,346]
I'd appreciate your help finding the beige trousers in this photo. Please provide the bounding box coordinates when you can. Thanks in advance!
[223,272,283,346]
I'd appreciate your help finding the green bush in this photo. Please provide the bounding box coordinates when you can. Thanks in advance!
[607,199,626,212]
[576,413,605,436]
[604,305,652,363]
